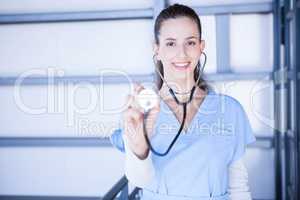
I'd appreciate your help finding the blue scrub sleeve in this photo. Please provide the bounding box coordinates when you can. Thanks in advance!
[230,105,256,164]
[110,128,125,153]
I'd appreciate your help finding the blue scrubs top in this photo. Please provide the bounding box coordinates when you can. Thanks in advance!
[110,90,256,200]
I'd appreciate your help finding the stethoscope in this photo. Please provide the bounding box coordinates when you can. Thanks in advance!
[137,52,207,157]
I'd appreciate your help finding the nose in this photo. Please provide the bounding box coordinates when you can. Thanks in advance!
[176,44,188,58]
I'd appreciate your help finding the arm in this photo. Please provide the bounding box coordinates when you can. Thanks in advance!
[109,129,155,187]
[123,134,155,188]
[228,156,252,200]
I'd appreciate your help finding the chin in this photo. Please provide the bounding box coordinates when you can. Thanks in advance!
[169,73,194,82]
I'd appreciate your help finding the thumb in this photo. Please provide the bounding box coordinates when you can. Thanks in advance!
[144,103,160,138]
[148,103,160,116]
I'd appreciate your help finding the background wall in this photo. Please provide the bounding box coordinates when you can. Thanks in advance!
[0,0,276,199]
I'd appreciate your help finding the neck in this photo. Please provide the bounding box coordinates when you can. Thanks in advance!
[159,77,197,101]
[166,76,196,93]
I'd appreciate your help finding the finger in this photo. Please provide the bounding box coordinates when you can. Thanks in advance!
[133,83,145,96]
[125,90,143,112]
[132,100,146,114]
[125,115,144,141]
[129,108,143,121]
[127,94,142,111]
[128,90,145,113]
[150,102,160,112]
[123,113,138,134]
[123,108,143,123]
[129,99,145,114]
[133,84,144,111]
[124,94,134,109]
[124,123,139,143]
[145,100,160,117]
[144,103,160,137]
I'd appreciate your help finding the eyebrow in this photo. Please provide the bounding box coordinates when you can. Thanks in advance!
[165,38,176,41]
[186,36,198,40]
[164,36,198,41]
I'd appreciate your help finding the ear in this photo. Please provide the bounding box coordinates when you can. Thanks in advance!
[152,42,161,60]
[200,40,205,52]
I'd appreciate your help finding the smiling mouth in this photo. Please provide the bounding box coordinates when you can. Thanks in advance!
[172,62,191,70]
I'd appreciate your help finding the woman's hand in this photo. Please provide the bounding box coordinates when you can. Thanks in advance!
[122,84,160,160]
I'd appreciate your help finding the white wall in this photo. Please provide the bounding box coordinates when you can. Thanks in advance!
[0,147,124,196]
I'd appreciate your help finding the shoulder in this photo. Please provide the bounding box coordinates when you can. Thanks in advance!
[206,90,244,114]
[223,94,244,111]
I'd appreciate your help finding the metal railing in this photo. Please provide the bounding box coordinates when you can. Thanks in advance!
[102,176,141,200]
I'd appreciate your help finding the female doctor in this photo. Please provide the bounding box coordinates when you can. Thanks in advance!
[110,4,256,200]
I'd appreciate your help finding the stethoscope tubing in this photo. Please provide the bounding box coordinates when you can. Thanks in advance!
[142,52,207,157]
[143,102,187,156]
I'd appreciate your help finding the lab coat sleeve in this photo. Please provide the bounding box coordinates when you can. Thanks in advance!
[123,134,155,188]
[228,156,252,200]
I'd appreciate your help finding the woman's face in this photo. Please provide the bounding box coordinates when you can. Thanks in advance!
[154,16,205,84]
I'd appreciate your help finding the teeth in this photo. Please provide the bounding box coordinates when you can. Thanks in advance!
[174,63,189,67]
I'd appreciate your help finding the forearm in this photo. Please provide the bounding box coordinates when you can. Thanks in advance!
[228,156,252,200]
[123,134,155,187]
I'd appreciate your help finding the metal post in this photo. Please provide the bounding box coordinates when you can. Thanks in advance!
[274,0,284,199]
[294,0,300,199]
[284,1,291,199]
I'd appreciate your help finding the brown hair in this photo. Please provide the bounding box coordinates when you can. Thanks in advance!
[153,4,208,91]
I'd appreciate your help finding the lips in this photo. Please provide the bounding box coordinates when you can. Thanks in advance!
[172,62,191,70]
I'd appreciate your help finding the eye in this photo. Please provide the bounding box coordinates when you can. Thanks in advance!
[187,41,196,46]
[166,42,175,47]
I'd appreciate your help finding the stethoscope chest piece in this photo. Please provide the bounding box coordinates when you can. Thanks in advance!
[136,86,191,157]
[136,88,159,112]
